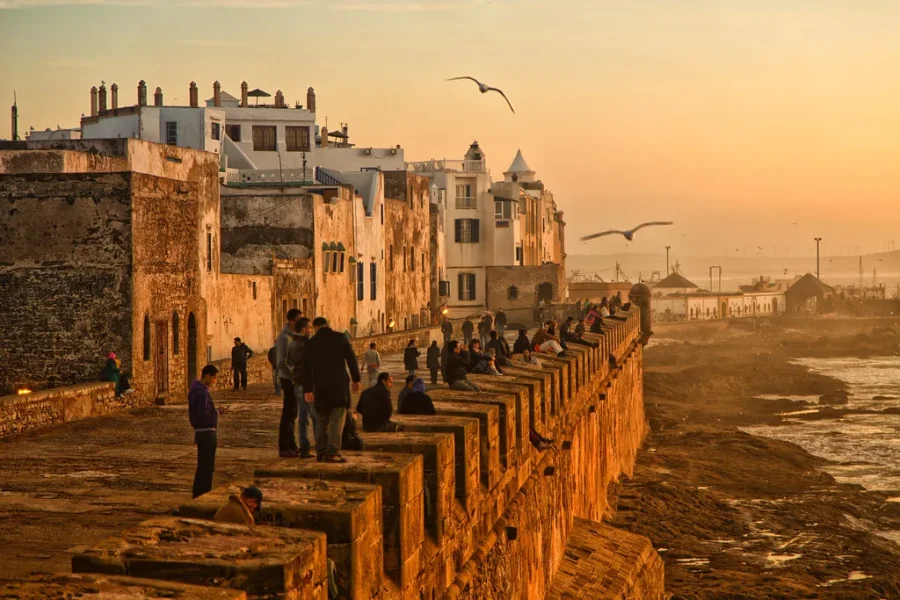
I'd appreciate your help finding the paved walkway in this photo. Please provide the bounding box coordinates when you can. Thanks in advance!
[0,341,485,578]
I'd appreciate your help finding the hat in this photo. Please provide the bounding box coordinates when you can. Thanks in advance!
[412,379,426,393]
[242,486,263,505]
[107,352,116,360]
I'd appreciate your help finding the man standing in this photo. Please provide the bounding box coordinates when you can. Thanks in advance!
[276,308,301,457]
[303,317,362,463]
[461,318,474,346]
[403,340,420,377]
[481,312,494,347]
[188,365,224,499]
[231,338,254,392]
[288,317,316,458]
[362,343,381,388]
[426,340,441,385]
[441,318,453,345]
[356,372,396,432]
[495,308,507,338]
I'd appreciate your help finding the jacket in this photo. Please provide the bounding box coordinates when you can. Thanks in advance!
[275,324,296,380]
[188,380,217,431]
[513,335,531,355]
[426,344,441,369]
[403,347,420,370]
[267,347,277,368]
[486,339,508,359]
[214,495,255,526]
[231,343,254,367]
[441,321,453,336]
[303,327,362,412]
[446,352,469,385]
[531,329,548,349]
[461,320,474,334]
[356,383,393,432]
[495,311,507,327]
[483,316,493,331]
[287,335,308,385]
[399,391,436,416]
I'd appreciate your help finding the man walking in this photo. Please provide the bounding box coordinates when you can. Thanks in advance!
[303,317,362,463]
[231,338,254,391]
[441,318,453,345]
[288,317,316,458]
[495,308,507,338]
[188,365,224,499]
[426,340,441,384]
[276,308,302,457]
[403,340,420,377]
[362,343,381,387]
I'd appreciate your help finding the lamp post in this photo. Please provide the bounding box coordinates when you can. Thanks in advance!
[814,237,822,280]
[665,246,671,275]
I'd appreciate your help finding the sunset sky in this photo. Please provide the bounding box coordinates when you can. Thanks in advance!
[2,0,898,257]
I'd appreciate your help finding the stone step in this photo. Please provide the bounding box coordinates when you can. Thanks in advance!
[254,452,424,591]
[0,574,246,599]
[72,517,327,599]
[176,478,384,600]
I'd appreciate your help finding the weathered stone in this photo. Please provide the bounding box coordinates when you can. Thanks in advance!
[0,573,246,599]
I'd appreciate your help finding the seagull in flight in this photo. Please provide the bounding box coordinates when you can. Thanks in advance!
[447,76,515,114]
[581,221,674,242]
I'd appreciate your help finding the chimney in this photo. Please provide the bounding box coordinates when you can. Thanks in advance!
[90,86,99,116]
[110,83,118,110]
[275,90,284,108]
[11,96,18,142]
[321,126,327,148]
[137,80,147,107]
[213,81,221,107]
[98,84,107,113]
[240,81,248,108]
[306,87,316,113]
[154,87,163,107]
[341,123,349,147]
[189,82,198,107]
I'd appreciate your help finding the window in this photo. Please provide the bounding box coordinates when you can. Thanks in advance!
[143,315,151,361]
[323,251,330,273]
[332,251,338,274]
[172,312,180,355]
[454,219,479,243]
[210,122,221,141]
[516,246,523,264]
[357,262,364,301]
[380,204,384,225]
[439,280,450,296]
[495,200,512,219]
[286,126,310,152]
[421,253,425,273]
[207,345,212,363]
[225,124,241,142]
[389,245,394,271]
[340,252,345,273]
[455,184,475,209]
[496,220,510,228]
[252,125,277,151]
[403,247,407,272]
[410,252,415,272]
[251,281,257,300]
[206,233,213,271]
[458,273,476,301]
[370,263,377,300]
[508,285,519,300]
[166,121,177,145]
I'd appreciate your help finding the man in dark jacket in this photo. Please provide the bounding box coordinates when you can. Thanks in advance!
[481,313,493,346]
[188,365,224,498]
[426,340,441,384]
[303,317,362,463]
[495,308,507,338]
[446,341,480,392]
[399,379,436,415]
[441,318,453,345]
[276,308,302,457]
[403,340,420,377]
[356,372,396,432]
[461,318,474,345]
[486,330,509,365]
[513,329,531,355]
[288,317,316,458]
[231,338,254,391]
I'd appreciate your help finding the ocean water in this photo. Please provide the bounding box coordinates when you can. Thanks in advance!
[743,356,900,493]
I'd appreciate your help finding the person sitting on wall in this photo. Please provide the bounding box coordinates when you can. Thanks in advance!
[100,352,133,398]
[513,329,532,355]
[563,317,597,348]
[355,372,398,433]
[472,349,502,375]
[399,378,436,416]
[446,341,480,392]
[467,340,494,373]
[531,322,549,351]
[397,374,415,413]
[517,348,543,368]
[486,330,511,366]
[215,486,264,527]
[535,323,566,357]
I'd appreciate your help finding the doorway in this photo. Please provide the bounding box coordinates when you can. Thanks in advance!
[155,320,169,395]
[187,313,198,383]
[537,282,553,303]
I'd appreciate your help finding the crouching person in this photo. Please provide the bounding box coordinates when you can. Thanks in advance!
[215,486,264,526]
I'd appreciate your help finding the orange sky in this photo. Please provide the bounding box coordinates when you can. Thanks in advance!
[1,0,898,256]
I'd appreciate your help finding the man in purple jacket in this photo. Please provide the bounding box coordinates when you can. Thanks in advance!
[189,365,225,498]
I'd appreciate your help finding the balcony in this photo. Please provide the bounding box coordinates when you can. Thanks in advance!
[455,196,477,209]
[407,159,487,174]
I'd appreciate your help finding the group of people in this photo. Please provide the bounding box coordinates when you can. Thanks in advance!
[450,308,509,348]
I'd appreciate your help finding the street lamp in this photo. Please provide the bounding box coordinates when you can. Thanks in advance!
[665,246,671,275]
[814,237,822,280]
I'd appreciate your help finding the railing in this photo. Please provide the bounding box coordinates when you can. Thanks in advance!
[407,159,487,174]
[223,169,315,186]
[314,167,344,187]
[455,196,477,209]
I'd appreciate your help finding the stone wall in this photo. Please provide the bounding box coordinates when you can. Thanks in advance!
[484,264,565,326]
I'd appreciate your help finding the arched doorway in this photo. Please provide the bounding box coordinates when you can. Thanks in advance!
[721,302,728,319]
[537,282,553,303]
[772,297,778,313]
[187,313,198,384]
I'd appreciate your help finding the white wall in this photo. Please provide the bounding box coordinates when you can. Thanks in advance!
[315,146,405,172]
[158,107,224,154]
[82,112,144,141]
[447,266,486,316]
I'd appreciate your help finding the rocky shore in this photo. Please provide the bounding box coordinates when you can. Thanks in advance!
[607,317,900,599]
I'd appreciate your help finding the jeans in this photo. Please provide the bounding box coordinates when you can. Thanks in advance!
[430,367,439,385]
[295,385,317,453]
[408,369,416,378]
[233,365,247,390]
[272,369,282,395]
[315,406,347,457]
[278,378,298,452]
[367,368,379,388]
[451,379,481,392]
[463,333,472,345]
[192,431,217,499]
[497,325,506,338]
[539,340,564,354]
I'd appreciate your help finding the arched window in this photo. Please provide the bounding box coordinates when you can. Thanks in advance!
[172,312,180,355]
[143,315,151,361]
[508,285,519,300]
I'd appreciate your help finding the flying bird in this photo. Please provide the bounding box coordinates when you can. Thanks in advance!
[581,221,673,242]
[447,76,515,114]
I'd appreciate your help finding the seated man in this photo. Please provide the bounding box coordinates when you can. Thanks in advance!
[356,372,397,432]
[399,379,436,415]
[397,374,415,413]
[518,348,543,368]
[536,323,565,356]
[486,330,511,366]
[513,329,532,355]
[215,486,264,526]
[446,341,481,392]
[565,316,598,348]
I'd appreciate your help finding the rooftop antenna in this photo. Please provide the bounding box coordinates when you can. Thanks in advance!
[11,91,19,141]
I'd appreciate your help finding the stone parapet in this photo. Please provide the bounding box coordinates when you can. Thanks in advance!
[0,382,130,438]
[0,574,248,599]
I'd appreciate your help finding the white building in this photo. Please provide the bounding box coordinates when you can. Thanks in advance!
[26,127,81,141]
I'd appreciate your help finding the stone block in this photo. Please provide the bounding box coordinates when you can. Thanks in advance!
[254,452,424,589]
[495,366,549,434]
[0,574,246,599]
[358,431,455,545]
[72,517,327,599]
[432,401,503,481]
[176,478,383,600]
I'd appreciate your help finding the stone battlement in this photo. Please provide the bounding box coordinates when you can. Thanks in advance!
[23,308,660,599]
